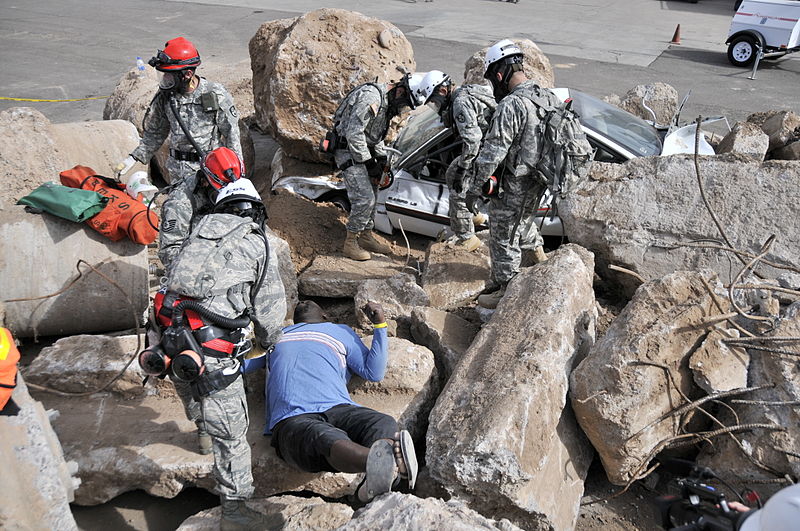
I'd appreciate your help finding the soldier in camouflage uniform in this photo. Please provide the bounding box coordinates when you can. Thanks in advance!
[472,40,556,309]
[115,37,242,271]
[164,178,285,531]
[332,73,421,261]
[415,70,497,252]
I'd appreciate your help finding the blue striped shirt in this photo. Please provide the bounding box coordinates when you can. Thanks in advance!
[243,322,388,433]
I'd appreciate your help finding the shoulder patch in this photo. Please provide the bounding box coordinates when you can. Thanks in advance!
[162,219,177,233]
[229,105,239,118]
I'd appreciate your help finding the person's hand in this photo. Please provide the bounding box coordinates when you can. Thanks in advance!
[362,302,385,325]
[115,155,136,178]
[727,502,751,513]
[364,158,383,179]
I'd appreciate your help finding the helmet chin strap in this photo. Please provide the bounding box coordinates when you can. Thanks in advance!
[489,63,521,102]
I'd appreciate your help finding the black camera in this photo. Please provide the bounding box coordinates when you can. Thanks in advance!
[654,458,752,531]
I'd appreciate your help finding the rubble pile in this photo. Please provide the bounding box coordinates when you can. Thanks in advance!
[619,82,678,127]
[250,9,415,163]
[0,107,143,205]
[3,8,800,531]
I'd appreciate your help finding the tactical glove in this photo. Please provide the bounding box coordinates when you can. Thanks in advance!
[364,158,383,180]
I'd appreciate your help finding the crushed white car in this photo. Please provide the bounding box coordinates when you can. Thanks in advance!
[273,88,720,239]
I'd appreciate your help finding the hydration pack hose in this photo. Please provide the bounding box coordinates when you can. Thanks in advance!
[169,96,206,159]
[172,300,251,330]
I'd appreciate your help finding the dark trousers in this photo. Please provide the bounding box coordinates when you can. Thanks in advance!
[271,404,398,473]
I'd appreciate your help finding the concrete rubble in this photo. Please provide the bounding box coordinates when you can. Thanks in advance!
[619,82,678,127]
[559,155,800,297]
[463,38,554,89]
[715,121,770,160]
[1,205,149,338]
[177,495,354,530]
[421,236,491,310]
[5,7,800,530]
[571,270,726,485]
[250,9,415,163]
[427,245,596,531]
[353,273,430,329]
[0,375,80,531]
[25,334,148,396]
[299,254,406,298]
[0,107,144,205]
[688,328,750,394]
[339,492,524,530]
[698,301,800,495]
[759,110,800,153]
[409,306,479,380]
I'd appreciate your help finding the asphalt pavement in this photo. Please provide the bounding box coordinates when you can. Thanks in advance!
[0,0,797,125]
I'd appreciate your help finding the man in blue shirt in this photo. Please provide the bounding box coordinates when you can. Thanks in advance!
[244,300,417,502]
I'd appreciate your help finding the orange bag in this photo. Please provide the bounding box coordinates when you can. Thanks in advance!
[60,165,159,245]
[0,328,20,412]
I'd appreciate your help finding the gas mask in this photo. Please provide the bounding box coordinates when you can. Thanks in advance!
[388,86,412,118]
[159,71,192,93]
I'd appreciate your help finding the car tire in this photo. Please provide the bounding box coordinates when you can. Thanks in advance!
[329,194,350,212]
[727,34,758,67]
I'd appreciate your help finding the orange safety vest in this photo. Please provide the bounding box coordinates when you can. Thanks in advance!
[0,328,20,411]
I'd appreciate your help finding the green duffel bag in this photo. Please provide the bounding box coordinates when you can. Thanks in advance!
[17,182,108,223]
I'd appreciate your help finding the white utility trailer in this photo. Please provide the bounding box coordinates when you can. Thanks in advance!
[726,0,800,77]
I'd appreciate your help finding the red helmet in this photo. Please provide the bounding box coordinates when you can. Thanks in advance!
[149,37,201,72]
[201,147,244,190]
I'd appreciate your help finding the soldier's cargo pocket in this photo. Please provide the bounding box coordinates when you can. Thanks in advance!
[202,394,248,441]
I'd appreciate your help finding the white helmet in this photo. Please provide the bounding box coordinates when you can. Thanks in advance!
[415,70,452,106]
[215,177,261,208]
[740,484,800,531]
[483,39,523,76]
[404,72,425,109]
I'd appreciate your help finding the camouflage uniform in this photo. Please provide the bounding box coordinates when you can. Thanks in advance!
[332,83,390,233]
[130,77,242,271]
[166,213,286,501]
[473,81,560,286]
[445,85,497,239]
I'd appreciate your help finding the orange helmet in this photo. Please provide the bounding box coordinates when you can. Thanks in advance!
[148,37,201,72]
[201,147,244,190]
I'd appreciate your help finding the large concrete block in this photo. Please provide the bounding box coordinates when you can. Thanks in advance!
[250,9,415,163]
[1,376,79,530]
[571,271,722,485]
[1,205,149,338]
[559,155,800,297]
[427,245,596,530]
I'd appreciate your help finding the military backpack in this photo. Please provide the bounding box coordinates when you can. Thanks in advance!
[529,94,594,200]
[168,214,263,301]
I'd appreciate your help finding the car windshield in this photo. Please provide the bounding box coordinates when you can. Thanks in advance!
[393,106,447,160]
[569,90,662,157]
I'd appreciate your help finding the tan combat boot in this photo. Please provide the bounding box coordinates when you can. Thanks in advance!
[359,231,392,255]
[477,286,505,309]
[533,246,548,263]
[343,231,370,261]
[454,235,482,252]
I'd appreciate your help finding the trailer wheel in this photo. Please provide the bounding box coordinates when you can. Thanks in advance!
[727,34,758,67]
